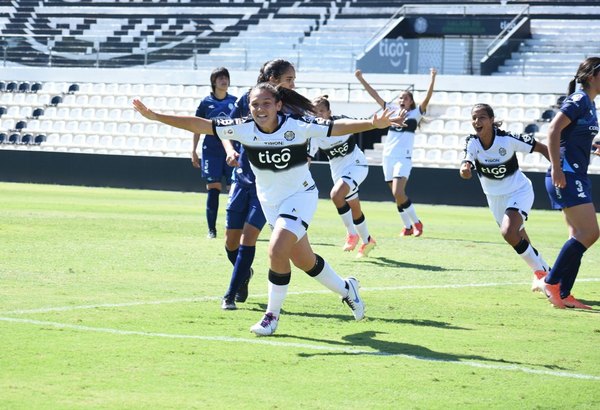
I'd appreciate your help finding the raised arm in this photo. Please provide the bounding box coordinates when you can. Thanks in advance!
[133,98,213,135]
[330,108,406,136]
[354,69,386,109]
[418,68,437,114]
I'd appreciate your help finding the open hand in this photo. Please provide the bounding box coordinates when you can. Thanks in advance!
[132,98,157,120]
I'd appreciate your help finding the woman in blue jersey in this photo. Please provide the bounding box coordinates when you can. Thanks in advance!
[133,84,407,336]
[460,104,551,289]
[541,57,600,309]
[192,67,238,239]
[355,68,437,237]
[220,59,296,310]
[309,95,377,258]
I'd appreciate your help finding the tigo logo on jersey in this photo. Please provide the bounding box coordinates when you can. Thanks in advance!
[258,148,292,169]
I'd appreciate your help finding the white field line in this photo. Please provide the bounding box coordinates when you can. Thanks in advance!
[1,316,599,381]
[3,278,600,316]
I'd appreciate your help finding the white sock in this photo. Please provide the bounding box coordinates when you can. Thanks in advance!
[266,282,288,318]
[404,203,420,225]
[354,218,371,244]
[339,208,357,235]
[313,260,347,296]
[399,211,412,229]
[520,244,549,272]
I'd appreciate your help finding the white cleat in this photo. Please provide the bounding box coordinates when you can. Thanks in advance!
[250,312,278,336]
[342,277,365,321]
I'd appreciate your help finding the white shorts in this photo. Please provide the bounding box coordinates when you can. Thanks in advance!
[261,189,318,241]
[486,182,534,226]
[333,164,368,201]
[382,155,412,182]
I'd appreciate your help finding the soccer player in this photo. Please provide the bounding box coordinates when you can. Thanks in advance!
[309,95,376,258]
[220,59,296,310]
[192,67,237,239]
[541,56,600,309]
[132,84,407,336]
[355,68,437,237]
[460,103,551,288]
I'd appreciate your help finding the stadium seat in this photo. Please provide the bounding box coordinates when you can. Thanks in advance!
[0,132,6,143]
[8,133,20,144]
[540,109,556,122]
[34,134,46,144]
[20,134,33,144]
[30,82,43,93]
[15,120,27,131]
[18,82,31,93]
[50,95,62,106]
[524,123,539,135]
[6,81,18,92]
[0,106,6,117]
[32,107,44,118]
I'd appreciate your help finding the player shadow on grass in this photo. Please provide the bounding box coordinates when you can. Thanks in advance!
[355,256,447,271]
[291,331,566,370]
[248,305,469,330]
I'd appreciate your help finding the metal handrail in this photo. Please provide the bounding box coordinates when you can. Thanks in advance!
[485,5,530,56]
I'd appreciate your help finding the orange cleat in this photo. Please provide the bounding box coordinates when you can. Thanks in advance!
[542,282,565,309]
[343,233,360,252]
[413,221,424,237]
[400,227,413,236]
[356,237,377,258]
[562,295,592,310]
[531,270,547,293]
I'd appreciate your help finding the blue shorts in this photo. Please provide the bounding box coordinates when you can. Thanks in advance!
[225,182,266,230]
[201,149,234,185]
[545,173,593,210]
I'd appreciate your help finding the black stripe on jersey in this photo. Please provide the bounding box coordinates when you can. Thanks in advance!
[390,118,418,132]
[280,213,309,229]
[244,142,309,172]
[321,137,357,159]
[497,128,537,152]
[475,153,519,179]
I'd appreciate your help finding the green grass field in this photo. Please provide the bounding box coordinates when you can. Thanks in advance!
[1,181,599,409]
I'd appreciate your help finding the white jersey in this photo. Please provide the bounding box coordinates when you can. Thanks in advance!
[462,128,536,196]
[308,133,368,181]
[383,104,421,158]
[213,113,332,206]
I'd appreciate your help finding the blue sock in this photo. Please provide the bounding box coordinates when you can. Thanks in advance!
[206,188,220,232]
[225,247,238,266]
[226,245,256,296]
[545,238,587,297]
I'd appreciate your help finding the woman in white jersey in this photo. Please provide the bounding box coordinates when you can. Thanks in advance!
[309,95,376,258]
[460,103,551,290]
[355,68,437,236]
[133,83,406,336]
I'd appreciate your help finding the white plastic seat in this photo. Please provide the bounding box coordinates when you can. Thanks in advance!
[508,122,524,134]
[494,107,509,120]
[427,134,443,148]
[444,120,460,132]
[117,123,131,135]
[108,108,122,120]
[112,136,126,148]
[524,108,541,122]
[443,106,461,119]
[98,135,112,147]
[508,94,524,107]
[443,134,460,149]
[492,93,508,106]
[126,136,140,149]
[508,108,525,121]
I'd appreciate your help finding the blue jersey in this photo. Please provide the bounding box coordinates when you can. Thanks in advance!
[550,89,599,176]
[195,92,237,152]
[230,91,256,188]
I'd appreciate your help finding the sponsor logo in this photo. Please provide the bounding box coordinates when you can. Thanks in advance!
[327,142,350,157]
[264,141,284,146]
[258,148,292,169]
[378,38,407,68]
[479,164,507,178]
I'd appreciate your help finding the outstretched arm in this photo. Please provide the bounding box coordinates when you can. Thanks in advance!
[354,69,386,109]
[133,99,214,135]
[330,108,407,136]
[533,140,550,161]
[418,68,437,114]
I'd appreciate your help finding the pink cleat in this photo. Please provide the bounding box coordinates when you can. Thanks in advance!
[343,233,360,252]
[356,237,377,258]
[413,221,424,237]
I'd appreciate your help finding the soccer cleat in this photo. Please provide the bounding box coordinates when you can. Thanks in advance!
[542,281,565,309]
[250,312,278,336]
[343,233,360,252]
[207,230,217,239]
[562,295,592,310]
[413,221,424,237]
[400,227,413,236]
[356,237,377,258]
[235,267,254,303]
[221,297,237,310]
[531,270,547,293]
[342,277,365,321]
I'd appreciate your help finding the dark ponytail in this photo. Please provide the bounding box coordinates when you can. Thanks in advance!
[257,59,295,84]
[251,83,315,116]
[569,56,600,95]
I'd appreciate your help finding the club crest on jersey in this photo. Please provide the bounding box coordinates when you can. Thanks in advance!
[572,94,583,102]
[499,147,507,156]
[284,131,295,141]
[225,128,234,136]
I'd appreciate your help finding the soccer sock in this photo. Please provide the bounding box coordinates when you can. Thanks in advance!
[206,188,220,232]
[226,245,256,297]
[305,254,347,296]
[266,270,290,317]
[403,200,420,225]
[545,238,587,296]
[225,247,238,266]
[337,202,357,235]
[353,213,370,244]
[512,239,548,272]
[397,203,413,229]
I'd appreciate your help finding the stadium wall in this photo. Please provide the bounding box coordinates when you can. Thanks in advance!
[3,150,599,211]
